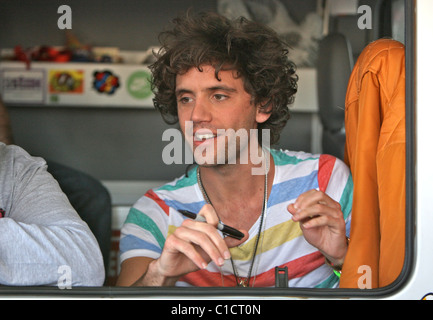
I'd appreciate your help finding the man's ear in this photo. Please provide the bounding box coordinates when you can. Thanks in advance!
[255,102,272,124]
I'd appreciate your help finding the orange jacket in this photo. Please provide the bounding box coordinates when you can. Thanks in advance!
[340,39,406,288]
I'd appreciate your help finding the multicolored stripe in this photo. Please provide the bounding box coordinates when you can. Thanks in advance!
[119,149,353,288]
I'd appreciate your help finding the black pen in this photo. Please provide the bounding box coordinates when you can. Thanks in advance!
[178,209,244,240]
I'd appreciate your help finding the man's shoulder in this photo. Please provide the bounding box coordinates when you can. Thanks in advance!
[271,148,321,166]
[271,149,349,182]
[134,165,200,207]
[154,165,198,193]
[271,148,345,167]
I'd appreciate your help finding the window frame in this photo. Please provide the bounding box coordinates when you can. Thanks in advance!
[0,0,415,299]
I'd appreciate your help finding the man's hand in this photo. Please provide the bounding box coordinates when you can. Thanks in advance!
[287,189,348,266]
[151,204,248,284]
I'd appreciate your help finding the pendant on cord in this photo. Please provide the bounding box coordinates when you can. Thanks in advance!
[238,278,249,287]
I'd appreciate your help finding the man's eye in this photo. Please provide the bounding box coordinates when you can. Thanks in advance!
[178,97,192,104]
[214,94,228,101]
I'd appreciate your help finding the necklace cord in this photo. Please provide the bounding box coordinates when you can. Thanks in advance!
[196,153,268,287]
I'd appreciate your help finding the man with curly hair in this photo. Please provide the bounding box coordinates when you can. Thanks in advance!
[117,11,352,288]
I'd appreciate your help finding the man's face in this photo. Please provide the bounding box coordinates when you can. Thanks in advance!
[175,65,270,166]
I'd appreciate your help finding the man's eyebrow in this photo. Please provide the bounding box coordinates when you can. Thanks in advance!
[175,86,238,97]
[207,85,237,93]
[175,89,193,97]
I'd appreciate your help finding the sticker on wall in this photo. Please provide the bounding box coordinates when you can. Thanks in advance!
[92,70,120,95]
[49,70,84,93]
[0,68,45,103]
[126,70,152,99]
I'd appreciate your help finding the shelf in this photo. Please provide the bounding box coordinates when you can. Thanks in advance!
[0,61,154,108]
[0,61,318,112]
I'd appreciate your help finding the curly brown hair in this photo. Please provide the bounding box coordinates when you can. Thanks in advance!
[149,11,298,145]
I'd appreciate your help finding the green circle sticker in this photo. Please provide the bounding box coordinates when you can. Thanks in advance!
[127,70,152,99]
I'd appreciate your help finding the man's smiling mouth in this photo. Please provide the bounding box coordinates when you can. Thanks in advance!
[194,132,216,141]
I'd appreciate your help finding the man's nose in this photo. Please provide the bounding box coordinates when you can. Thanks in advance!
[190,96,212,123]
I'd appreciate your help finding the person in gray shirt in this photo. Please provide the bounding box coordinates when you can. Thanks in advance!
[0,95,112,277]
[0,142,105,286]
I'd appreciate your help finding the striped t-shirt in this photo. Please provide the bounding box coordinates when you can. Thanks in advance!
[119,149,353,288]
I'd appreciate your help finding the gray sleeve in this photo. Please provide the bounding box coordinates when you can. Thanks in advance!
[0,144,105,286]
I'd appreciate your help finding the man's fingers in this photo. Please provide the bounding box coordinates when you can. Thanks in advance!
[293,190,340,210]
[288,190,342,222]
[164,233,209,270]
[197,204,219,226]
[176,219,230,266]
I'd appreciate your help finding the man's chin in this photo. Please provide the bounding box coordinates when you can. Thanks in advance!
[194,159,219,167]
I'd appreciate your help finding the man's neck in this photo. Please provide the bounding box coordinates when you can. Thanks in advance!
[197,153,274,228]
